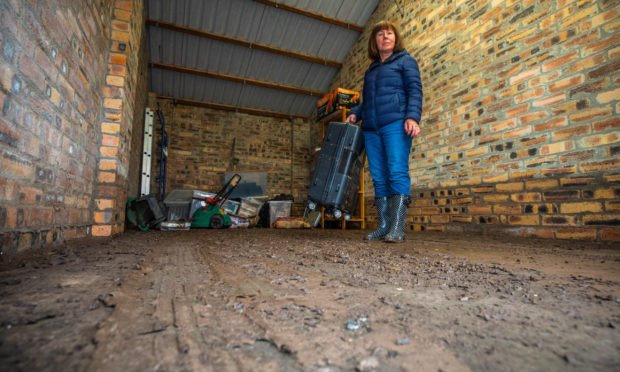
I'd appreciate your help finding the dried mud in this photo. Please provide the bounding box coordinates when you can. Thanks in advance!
[0,229,618,371]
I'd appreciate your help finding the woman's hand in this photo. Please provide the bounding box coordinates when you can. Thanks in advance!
[346,114,357,124]
[405,118,420,137]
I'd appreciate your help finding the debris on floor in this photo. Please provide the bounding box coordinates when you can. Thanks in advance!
[1,229,618,371]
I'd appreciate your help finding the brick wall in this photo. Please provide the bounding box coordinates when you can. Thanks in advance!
[93,0,147,237]
[329,0,619,241]
[148,98,312,214]
[0,0,146,254]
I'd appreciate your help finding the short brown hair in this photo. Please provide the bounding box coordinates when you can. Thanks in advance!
[368,20,405,61]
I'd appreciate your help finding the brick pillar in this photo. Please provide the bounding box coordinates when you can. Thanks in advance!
[92,0,145,237]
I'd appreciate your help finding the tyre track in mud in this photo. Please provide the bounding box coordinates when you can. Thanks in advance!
[84,229,618,371]
[196,232,468,371]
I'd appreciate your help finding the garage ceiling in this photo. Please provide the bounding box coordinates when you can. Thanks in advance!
[146,0,380,119]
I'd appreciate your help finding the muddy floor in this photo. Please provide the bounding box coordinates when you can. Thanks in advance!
[0,229,618,371]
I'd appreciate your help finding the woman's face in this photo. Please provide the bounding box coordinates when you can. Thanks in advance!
[375,28,395,54]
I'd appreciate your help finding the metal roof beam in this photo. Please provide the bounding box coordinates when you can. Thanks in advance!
[252,0,365,32]
[146,19,342,68]
[157,95,309,120]
[151,62,324,97]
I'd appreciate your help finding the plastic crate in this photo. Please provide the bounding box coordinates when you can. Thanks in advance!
[268,200,292,227]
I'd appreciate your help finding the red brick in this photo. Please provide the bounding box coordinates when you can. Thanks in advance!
[509,66,540,85]
[504,125,532,139]
[468,206,492,215]
[515,88,544,104]
[555,228,597,240]
[582,132,619,147]
[92,225,112,237]
[17,55,46,92]
[534,116,568,133]
[116,1,134,11]
[568,53,606,74]
[28,207,53,226]
[494,205,521,214]
[561,202,603,214]
[552,125,590,141]
[520,228,555,239]
[491,118,517,132]
[511,192,542,203]
[18,185,43,203]
[497,182,523,192]
[520,111,548,124]
[584,33,620,55]
[510,170,538,180]
[526,179,558,189]
[111,30,130,43]
[542,51,579,72]
[533,93,566,107]
[100,146,118,157]
[112,19,130,32]
[596,88,620,104]
[570,107,612,122]
[114,9,132,21]
[540,140,574,155]
[102,134,119,147]
[549,75,585,93]
[542,215,579,226]
[600,229,620,241]
[103,86,124,99]
[108,64,127,76]
[592,117,620,132]
[506,104,529,118]
[97,171,116,183]
[109,53,127,65]
[103,98,122,110]
[0,177,19,201]
[507,215,539,225]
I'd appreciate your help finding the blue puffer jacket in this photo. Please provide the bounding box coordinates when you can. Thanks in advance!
[349,49,423,131]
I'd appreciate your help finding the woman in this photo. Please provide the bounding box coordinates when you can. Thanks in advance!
[346,20,423,243]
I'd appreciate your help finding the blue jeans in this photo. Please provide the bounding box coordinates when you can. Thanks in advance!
[363,119,412,197]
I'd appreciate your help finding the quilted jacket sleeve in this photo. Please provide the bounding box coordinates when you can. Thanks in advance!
[401,56,423,124]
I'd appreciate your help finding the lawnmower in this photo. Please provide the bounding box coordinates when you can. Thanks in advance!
[190,174,241,229]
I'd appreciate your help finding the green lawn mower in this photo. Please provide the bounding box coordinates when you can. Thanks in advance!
[189,174,241,229]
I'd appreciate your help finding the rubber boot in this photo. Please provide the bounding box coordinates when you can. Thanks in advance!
[384,194,410,243]
[365,197,390,240]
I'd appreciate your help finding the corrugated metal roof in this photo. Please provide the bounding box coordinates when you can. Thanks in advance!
[146,0,379,118]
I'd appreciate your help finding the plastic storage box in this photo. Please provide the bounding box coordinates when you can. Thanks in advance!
[163,189,194,221]
[224,172,267,199]
[268,200,292,227]
[221,200,240,215]
[237,197,263,218]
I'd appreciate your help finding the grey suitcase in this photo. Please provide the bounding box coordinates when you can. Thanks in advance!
[307,122,365,219]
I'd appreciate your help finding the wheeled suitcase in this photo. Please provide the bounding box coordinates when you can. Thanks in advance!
[307,122,365,219]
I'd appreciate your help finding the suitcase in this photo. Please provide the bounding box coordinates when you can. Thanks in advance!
[307,122,365,219]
